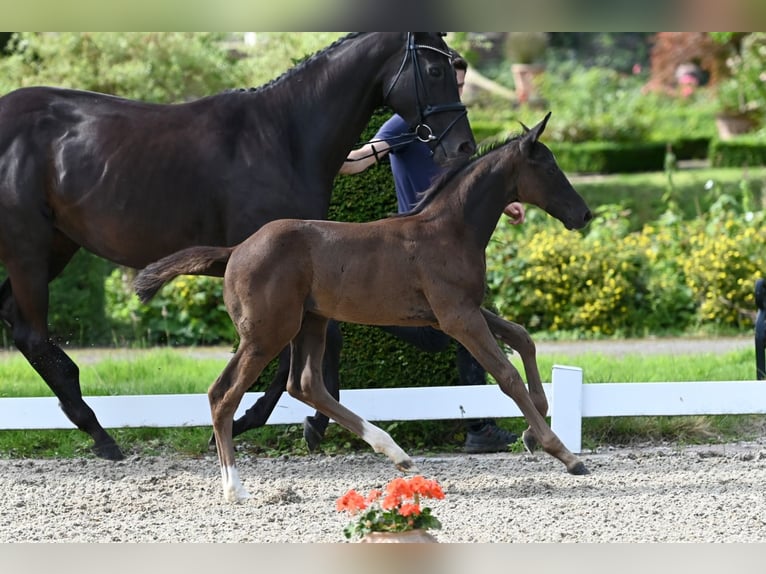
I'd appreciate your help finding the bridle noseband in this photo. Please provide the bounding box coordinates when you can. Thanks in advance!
[383,33,468,150]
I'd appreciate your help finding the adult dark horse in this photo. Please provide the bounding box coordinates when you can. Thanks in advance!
[0,33,475,461]
[135,113,593,502]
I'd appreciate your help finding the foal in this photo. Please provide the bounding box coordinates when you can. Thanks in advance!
[135,113,593,502]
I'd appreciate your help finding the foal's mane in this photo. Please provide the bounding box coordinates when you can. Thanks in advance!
[222,33,365,96]
[398,133,523,217]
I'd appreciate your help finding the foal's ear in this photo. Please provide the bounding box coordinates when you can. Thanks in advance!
[520,111,552,155]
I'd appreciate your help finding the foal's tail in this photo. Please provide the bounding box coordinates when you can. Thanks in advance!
[134,245,234,303]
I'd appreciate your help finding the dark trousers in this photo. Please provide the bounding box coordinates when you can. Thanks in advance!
[380,325,490,431]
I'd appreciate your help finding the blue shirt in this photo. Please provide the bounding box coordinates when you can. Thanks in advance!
[375,114,442,213]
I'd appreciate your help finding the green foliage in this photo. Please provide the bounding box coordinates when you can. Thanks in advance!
[0,32,248,102]
[487,191,764,337]
[535,63,653,143]
[105,268,235,346]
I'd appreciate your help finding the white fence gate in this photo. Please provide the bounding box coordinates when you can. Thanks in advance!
[2,365,765,453]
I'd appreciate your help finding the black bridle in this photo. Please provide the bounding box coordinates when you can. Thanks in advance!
[383,33,468,151]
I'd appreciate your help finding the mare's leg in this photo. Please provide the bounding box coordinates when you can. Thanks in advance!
[0,233,123,460]
[287,314,414,471]
[480,307,547,451]
[441,308,588,475]
[302,319,342,451]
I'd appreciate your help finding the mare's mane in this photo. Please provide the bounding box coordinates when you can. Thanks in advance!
[397,133,523,217]
[223,33,364,96]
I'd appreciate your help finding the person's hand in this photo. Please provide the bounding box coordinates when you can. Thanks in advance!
[503,202,525,225]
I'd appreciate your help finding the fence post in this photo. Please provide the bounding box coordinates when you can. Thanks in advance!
[550,365,584,453]
[756,278,765,381]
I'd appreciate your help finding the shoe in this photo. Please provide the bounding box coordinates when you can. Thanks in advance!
[464,423,518,454]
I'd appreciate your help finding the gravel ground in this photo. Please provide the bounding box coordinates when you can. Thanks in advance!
[1,336,761,543]
[2,438,766,543]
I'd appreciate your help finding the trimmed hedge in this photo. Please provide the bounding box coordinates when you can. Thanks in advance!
[709,136,766,168]
[551,141,666,174]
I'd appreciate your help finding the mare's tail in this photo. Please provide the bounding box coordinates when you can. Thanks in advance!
[134,245,234,303]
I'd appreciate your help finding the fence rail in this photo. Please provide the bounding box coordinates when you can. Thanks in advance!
[2,365,764,454]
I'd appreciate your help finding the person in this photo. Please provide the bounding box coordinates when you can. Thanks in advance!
[339,53,526,453]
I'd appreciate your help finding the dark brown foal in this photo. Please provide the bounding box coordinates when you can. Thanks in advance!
[135,113,592,502]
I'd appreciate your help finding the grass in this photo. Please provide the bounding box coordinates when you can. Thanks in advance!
[0,345,762,459]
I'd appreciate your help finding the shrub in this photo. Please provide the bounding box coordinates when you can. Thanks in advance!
[486,196,763,338]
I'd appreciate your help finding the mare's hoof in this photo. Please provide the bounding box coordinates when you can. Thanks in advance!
[303,418,324,452]
[568,461,590,476]
[93,441,125,461]
[521,431,538,453]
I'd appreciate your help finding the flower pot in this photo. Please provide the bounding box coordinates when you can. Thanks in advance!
[715,112,756,140]
[360,529,438,543]
[511,63,544,104]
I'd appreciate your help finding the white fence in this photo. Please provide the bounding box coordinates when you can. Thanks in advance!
[2,365,765,453]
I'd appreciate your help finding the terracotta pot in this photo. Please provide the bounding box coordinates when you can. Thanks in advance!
[715,112,756,140]
[360,529,438,543]
[511,63,544,104]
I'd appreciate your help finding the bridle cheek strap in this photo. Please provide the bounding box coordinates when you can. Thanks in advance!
[384,34,467,147]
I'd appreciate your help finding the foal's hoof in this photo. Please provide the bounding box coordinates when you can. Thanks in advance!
[207,434,217,452]
[568,461,590,476]
[395,458,419,474]
[521,430,538,453]
[92,441,125,461]
[303,417,324,453]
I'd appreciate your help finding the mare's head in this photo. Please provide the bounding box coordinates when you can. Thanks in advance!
[381,32,476,166]
[514,112,592,230]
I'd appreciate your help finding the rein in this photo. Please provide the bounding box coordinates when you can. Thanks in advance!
[383,33,468,149]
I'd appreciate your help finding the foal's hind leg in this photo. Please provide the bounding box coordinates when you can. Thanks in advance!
[0,235,123,460]
[287,314,415,472]
[221,346,291,447]
[209,341,282,503]
[223,319,341,452]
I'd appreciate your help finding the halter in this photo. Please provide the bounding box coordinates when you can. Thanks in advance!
[383,33,468,150]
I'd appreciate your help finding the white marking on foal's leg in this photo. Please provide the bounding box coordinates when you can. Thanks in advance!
[360,420,418,472]
[220,464,250,503]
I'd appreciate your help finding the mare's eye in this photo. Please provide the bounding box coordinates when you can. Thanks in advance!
[428,66,443,79]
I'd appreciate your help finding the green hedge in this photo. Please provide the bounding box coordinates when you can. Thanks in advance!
[0,251,109,346]
[709,136,766,168]
[551,141,667,174]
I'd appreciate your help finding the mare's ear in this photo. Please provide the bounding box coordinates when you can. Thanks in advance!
[519,121,531,133]
[520,111,552,156]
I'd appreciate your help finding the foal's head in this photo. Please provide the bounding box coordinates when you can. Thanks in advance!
[514,113,592,230]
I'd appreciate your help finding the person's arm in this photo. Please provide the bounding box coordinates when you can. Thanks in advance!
[339,140,392,175]
[503,202,525,225]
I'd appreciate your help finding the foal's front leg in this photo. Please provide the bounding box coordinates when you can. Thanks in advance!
[443,309,588,475]
[287,313,416,472]
[480,307,546,452]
